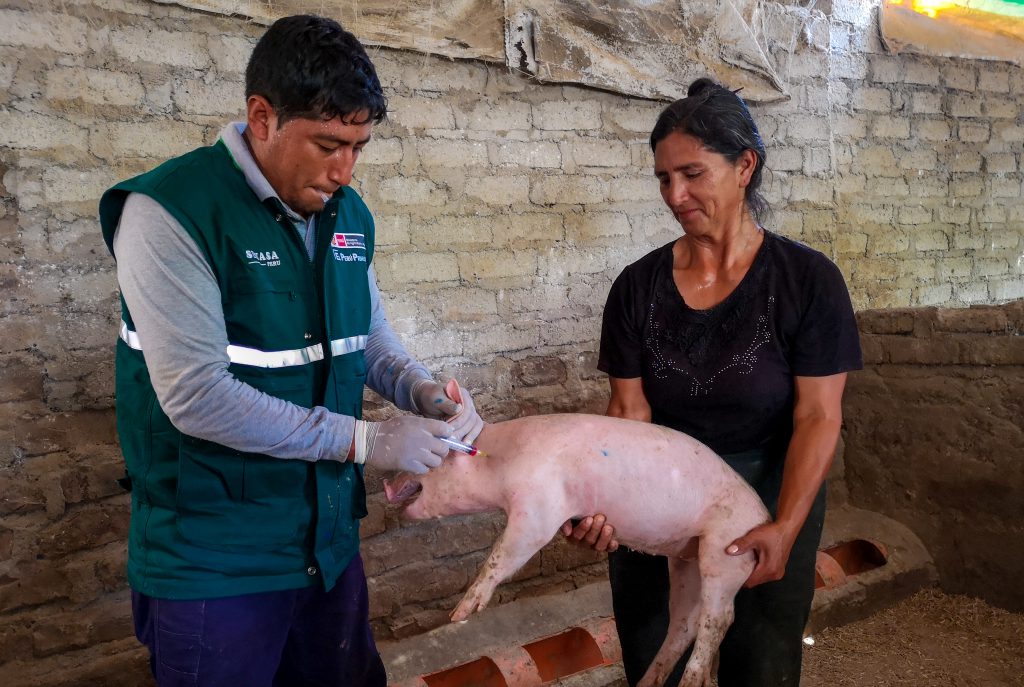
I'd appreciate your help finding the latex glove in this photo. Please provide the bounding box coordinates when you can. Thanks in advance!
[411,379,484,443]
[352,416,452,474]
[560,514,619,553]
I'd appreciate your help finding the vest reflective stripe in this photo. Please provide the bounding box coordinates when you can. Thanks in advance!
[119,321,143,350]
[330,335,367,357]
[226,343,325,368]
[119,322,328,369]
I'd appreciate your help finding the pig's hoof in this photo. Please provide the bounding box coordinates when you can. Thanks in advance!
[451,596,487,622]
[637,669,665,687]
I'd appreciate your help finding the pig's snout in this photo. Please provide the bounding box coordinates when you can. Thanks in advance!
[383,474,423,505]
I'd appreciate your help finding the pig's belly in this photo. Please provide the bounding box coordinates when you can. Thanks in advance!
[566,465,740,558]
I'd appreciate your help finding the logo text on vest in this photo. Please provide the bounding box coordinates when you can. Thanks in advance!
[331,233,367,263]
[246,250,282,267]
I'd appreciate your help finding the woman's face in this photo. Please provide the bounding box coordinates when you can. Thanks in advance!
[653,131,755,235]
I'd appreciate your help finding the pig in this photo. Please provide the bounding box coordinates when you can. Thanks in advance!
[383,381,770,687]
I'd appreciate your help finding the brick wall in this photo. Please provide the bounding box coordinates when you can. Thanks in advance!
[0,0,1021,683]
[843,301,1024,612]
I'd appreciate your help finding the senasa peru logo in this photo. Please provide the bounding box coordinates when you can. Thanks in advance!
[331,232,367,263]
[246,249,281,267]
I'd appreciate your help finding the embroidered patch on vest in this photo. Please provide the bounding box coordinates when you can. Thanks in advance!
[331,233,365,250]
[246,249,282,267]
[331,233,367,262]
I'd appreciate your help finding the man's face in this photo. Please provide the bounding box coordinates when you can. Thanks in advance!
[248,100,373,217]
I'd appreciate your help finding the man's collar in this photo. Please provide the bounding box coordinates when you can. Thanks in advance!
[219,122,306,223]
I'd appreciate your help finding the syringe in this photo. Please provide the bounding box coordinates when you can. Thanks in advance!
[439,436,487,457]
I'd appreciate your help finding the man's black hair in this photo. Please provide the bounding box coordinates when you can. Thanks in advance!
[650,78,770,224]
[245,14,387,126]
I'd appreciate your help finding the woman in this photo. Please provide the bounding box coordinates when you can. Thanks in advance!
[597,78,862,686]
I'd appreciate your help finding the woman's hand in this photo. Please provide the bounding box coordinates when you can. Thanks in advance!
[560,515,619,552]
[725,521,799,588]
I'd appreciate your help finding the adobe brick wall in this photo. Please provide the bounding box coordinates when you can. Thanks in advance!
[843,300,1024,612]
[0,0,1021,684]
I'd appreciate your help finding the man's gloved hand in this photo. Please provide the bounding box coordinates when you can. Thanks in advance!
[352,416,452,474]
[410,379,484,443]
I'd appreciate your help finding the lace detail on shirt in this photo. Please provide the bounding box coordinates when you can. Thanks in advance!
[646,296,774,396]
[644,239,775,396]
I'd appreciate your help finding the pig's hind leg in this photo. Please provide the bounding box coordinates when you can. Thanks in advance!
[637,556,702,687]
[451,509,564,622]
[674,532,753,687]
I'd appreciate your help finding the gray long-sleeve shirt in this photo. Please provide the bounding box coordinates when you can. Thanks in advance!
[111,122,432,462]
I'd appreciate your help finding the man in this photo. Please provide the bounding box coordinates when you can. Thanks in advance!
[98,15,484,686]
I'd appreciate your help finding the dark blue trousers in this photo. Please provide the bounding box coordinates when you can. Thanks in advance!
[608,448,826,687]
[132,554,386,687]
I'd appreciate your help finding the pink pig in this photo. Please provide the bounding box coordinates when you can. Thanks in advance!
[383,381,770,687]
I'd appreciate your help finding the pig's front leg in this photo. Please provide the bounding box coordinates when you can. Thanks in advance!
[451,508,564,622]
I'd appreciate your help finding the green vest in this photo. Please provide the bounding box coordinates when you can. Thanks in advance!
[99,140,374,599]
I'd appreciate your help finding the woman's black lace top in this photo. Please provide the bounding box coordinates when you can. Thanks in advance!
[598,231,862,455]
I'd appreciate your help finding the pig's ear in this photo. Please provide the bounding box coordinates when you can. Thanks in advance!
[445,378,463,404]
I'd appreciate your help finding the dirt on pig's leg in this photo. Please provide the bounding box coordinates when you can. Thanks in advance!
[450,510,563,622]
[677,535,751,687]
[638,556,703,687]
